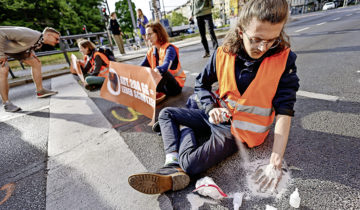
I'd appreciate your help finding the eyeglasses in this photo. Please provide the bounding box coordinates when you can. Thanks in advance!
[242,30,281,50]
[51,34,60,42]
[145,32,154,38]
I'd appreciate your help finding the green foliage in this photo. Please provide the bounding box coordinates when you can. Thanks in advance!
[0,0,106,35]
[212,7,220,20]
[115,0,137,38]
[169,11,187,27]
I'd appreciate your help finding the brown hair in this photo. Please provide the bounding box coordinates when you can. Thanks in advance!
[137,9,143,18]
[110,12,116,17]
[145,22,169,46]
[222,0,290,55]
[43,27,61,35]
[78,40,96,51]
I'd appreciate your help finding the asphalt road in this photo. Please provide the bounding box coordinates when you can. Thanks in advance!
[88,5,360,209]
[0,5,359,209]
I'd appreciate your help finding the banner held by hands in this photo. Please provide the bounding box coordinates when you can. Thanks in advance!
[100,62,162,120]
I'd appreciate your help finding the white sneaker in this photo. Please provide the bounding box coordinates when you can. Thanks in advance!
[3,101,21,112]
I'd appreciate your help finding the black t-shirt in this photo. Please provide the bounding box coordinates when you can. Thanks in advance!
[109,19,121,35]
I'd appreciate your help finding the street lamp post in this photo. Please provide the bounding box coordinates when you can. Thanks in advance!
[103,0,114,50]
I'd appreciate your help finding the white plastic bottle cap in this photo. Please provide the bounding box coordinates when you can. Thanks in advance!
[289,188,301,208]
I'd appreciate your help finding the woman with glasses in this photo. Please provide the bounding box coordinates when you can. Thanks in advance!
[140,21,186,104]
[128,0,299,195]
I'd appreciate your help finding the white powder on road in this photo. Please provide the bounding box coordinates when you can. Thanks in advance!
[186,193,217,210]
[244,159,291,199]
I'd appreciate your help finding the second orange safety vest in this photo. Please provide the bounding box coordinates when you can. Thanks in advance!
[146,43,186,87]
[89,51,110,78]
[215,47,290,148]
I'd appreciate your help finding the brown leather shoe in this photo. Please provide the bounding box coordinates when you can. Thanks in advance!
[128,164,190,194]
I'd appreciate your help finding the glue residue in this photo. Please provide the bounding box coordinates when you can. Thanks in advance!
[236,140,291,199]
[187,193,217,210]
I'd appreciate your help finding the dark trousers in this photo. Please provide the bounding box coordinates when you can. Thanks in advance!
[196,14,219,54]
[156,71,182,96]
[158,107,238,175]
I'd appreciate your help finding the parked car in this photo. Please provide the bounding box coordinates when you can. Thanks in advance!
[322,2,336,10]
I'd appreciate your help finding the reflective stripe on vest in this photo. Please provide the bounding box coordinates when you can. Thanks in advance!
[215,47,290,147]
[225,98,273,116]
[146,43,186,87]
[232,120,272,133]
[90,51,110,78]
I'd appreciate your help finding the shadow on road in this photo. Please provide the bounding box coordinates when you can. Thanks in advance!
[0,121,112,209]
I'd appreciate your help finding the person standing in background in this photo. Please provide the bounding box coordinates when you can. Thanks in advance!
[109,12,126,55]
[137,9,149,48]
[190,0,219,58]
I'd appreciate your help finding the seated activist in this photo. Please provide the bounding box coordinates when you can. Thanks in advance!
[140,21,186,103]
[128,0,299,195]
[76,40,110,90]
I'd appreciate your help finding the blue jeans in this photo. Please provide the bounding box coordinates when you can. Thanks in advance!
[158,107,238,175]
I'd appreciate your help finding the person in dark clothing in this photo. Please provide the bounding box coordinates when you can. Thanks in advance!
[108,12,125,55]
[128,0,299,195]
[77,40,110,90]
[190,0,219,58]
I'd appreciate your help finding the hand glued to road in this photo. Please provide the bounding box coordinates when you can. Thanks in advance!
[251,163,282,194]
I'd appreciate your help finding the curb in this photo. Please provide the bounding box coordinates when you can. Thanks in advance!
[9,69,70,88]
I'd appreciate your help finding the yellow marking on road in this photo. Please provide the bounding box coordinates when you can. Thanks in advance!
[111,107,142,122]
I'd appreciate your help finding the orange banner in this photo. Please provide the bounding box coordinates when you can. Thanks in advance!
[100,62,162,120]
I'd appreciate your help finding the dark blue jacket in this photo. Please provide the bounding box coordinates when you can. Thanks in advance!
[194,49,300,116]
[140,45,179,75]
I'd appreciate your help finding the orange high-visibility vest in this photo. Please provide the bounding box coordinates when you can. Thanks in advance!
[215,47,290,148]
[89,52,110,78]
[146,43,186,87]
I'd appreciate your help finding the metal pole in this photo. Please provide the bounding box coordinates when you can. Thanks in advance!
[104,0,111,14]
[59,39,70,66]
[102,1,114,49]
[152,0,161,21]
[162,0,166,19]
[127,0,137,30]
[8,67,16,79]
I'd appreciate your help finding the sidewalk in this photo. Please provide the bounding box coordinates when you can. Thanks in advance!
[46,74,161,209]
[8,30,228,88]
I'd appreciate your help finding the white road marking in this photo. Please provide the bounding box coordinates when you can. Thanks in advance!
[191,73,199,76]
[184,70,190,74]
[316,22,327,26]
[332,17,341,20]
[297,90,339,102]
[357,70,360,73]
[0,105,50,122]
[346,14,352,16]
[295,27,310,33]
